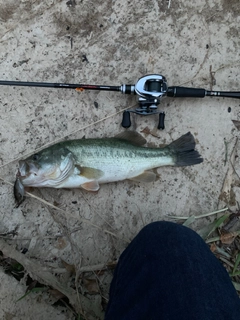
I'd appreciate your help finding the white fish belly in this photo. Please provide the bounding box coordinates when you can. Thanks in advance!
[85,155,174,184]
[56,175,89,188]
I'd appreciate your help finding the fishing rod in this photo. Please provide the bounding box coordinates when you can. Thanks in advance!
[1,74,240,129]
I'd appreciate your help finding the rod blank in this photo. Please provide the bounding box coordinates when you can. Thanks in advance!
[0,80,121,92]
[206,90,240,99]
[167,86,240,99]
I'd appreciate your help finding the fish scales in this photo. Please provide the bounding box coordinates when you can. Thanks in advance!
[64,139,173,178]
[16,132,203,192]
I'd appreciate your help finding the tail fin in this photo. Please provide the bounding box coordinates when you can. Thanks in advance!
[168,132,203,166]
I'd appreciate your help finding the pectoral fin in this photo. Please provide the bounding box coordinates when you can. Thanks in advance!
[76,166,104,179]
[129,171,156,183]
[81,181,100,191]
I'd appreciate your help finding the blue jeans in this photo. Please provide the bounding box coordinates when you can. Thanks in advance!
[105,222,240,320]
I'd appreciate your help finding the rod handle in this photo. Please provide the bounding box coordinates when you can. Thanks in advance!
[167,86,206,98]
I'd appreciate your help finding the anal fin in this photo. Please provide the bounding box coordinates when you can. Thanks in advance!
[129,171,156,183]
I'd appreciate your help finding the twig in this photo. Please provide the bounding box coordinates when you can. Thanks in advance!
[0,238,92,317]
[0,105,131,170]
[209,65,216,91]
[206,230,240,244]
[224,138,230,166]
[218,137,238,208]
[205,236,221,244]
[80,190,115,230]
[179,60,240,87]
[0,176,130,243]
[167,207,228,220]
[219,256,235,268]
[77,261,117,273]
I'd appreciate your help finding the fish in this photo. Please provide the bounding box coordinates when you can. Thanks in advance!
[14,174,25,207]
[17,131,203,192]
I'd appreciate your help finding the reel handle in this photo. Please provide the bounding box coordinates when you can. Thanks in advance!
[158,112,165,130]
[121,111,131,128]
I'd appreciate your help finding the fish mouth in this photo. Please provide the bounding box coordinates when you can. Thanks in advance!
[17,155,74,187]
[18,161,39,179]
[17,160,50,187]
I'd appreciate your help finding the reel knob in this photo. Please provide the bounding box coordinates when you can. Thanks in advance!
[158,112,165,130]
[121,111,131,128]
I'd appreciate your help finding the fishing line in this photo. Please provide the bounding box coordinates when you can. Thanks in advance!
[0,176,130,243]
[0,105,132,170]
[1,72,239,133]
[0,104,134,241]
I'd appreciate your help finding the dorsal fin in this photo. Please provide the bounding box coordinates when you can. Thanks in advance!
[114,131,146,146]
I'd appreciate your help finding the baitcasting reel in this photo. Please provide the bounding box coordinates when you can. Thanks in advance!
[0,74,239,130]
[120,74,240,129]
[120,74,168,129]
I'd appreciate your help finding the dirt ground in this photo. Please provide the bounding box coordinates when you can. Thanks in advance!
[0,0,240,319]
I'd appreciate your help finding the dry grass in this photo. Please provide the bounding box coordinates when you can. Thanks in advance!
[169,208,240,295]
[1,109,240,319]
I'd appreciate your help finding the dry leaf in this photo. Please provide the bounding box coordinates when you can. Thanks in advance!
[96,260,118,275]
[232,120,240,131]
[218,138,238,206]
[222,214,240,232]
[140,126,159,138]
[61,260,76,275]
[82,278,99,295]
[55,237,68,250]
[220,232,238,245]
[106,260,118,269]
[141,126,151,135]
[4,312,15,320]
[53,200,61,207]
[49,289,66,301]
[26,280,38,293]
[210,243,217,252]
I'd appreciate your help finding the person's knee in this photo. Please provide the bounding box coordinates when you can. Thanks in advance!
[140,221,177,235]
[138,221,189,238]
[136,221,203,250]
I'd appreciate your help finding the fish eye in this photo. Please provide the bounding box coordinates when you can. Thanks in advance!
[32,154,39,161]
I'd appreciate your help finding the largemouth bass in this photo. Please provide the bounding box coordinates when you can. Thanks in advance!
[17,131,203,192]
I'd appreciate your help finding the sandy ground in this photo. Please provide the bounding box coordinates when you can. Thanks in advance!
[0,0,240,319]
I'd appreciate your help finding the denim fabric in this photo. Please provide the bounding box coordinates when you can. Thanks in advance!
[105,221,240,320]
